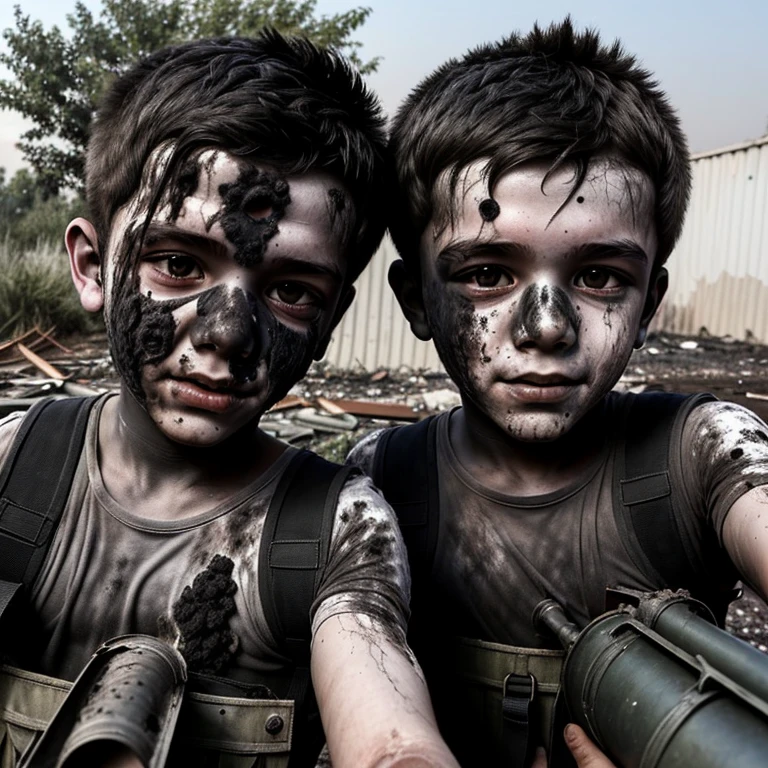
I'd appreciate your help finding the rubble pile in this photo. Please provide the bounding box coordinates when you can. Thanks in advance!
[1,327,767,647]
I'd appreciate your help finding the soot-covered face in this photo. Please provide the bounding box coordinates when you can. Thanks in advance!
[104,149,351,446]
[418,157,663,442]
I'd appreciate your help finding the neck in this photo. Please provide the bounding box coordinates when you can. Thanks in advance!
[451,397,608,496]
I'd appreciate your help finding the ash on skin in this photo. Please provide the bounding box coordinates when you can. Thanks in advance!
[416,156,662,450]
[97,149,347,447]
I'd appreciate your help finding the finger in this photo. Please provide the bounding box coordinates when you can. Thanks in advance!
[530,746,547,768]
[564,724,616,768]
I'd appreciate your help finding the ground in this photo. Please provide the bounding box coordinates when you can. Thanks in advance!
[2,327,767,648]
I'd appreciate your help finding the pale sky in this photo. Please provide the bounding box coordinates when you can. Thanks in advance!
[1,0,767,177]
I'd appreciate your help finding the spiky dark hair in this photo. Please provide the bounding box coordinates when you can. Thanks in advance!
[388,18,691,269]
[86,31,388,282]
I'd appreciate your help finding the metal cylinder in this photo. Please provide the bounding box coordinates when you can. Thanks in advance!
[563,613,768,768]
[650,601,768,704]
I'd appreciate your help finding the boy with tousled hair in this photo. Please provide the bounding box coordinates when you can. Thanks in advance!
[0,32,460,768]
[350,18,768,767]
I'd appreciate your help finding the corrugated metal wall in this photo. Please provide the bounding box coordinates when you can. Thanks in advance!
[323,236,443,371]
[658,136,768,340]
[324,136,768,371]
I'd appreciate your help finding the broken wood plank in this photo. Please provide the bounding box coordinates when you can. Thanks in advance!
[0,328,37,354]
[746,392,768,402]
[325,398,418,421]
[17,343,66,380]
[268,395,311,411]
[34,326,71,354]
[316,396,346,415]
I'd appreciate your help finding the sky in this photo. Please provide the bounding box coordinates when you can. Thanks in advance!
[1,0,767,177]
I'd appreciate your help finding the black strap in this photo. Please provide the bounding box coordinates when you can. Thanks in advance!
[502,672,537,768]
[0,396,96,620]
[371,416,440,587]
[615,392,716,591]
[259,450,355,665]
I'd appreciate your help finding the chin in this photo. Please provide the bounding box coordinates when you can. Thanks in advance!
[497,409,578,443]
[151,408,260,448]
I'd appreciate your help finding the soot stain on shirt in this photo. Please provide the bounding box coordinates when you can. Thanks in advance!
[173,554,238,675]
[224,498,266,553]
[218,166,290,268]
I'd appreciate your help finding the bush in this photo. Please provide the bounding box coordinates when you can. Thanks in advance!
[0,238,102,339]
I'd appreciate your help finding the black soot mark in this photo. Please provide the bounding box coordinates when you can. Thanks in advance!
[168,159,201,222]
[577,196,585,204]
[731,448,744,460]
[218,167,290,268]
[478,198,500,222]
[173,554,238,675]
[190,285,273,384]
[111,292,192,404]
[512,284,581,345]
[328,188,346,213]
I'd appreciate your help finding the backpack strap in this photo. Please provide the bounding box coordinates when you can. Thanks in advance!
[259,449,356,664]
[0,396,97,623]
[371,415,440,587]
[614,391,717,593]
[258,449,356,768]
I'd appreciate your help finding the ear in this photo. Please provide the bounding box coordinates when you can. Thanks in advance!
[635,266,668,349]
[66,218,104,313]
[388,259,431,341]
[313,285,356,361]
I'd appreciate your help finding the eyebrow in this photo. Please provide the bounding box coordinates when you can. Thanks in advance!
[268,256,344,284]
[436,238,649,269]
[141,223,230,260]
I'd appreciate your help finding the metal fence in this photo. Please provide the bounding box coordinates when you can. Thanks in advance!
[324,136,768,371]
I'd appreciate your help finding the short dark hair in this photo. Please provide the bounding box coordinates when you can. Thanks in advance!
[388,18,691,269]
[86,31,388,282]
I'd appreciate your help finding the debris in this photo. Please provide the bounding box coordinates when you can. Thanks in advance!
[17,343,66,380]
[316,396,346,415]
[268,395,311,411]
[422,389,462,412]
[679,340,698,350]
[370,370,388,382]
[746,393,768,402]
[323,399,418,421]
[293,407,359,433]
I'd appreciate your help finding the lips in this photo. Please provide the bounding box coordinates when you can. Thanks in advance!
[502,373,584,404]
[169,376,245,414]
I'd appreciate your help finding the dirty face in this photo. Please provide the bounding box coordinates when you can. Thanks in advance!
[103,149,351,446]
[419,157,661,442]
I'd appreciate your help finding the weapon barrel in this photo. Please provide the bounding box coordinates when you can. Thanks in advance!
[651,601,768,703]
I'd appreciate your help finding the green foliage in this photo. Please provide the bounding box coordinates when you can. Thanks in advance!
[0,167,87,253]
[0,238,101,338]
[0,0,379,195]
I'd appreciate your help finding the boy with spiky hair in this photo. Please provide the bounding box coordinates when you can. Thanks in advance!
[0,33,459,768]
[350,18,768,767]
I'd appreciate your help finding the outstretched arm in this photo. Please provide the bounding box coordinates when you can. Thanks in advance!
[722,484,768,599]
[312,612,458,768]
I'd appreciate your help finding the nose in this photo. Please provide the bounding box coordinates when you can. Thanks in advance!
[512,284,580,352]
[189,285,258,359]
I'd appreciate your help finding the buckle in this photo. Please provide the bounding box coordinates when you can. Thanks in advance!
[503,672,536,702]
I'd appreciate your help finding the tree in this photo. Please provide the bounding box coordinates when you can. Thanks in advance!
[0,0,379,196]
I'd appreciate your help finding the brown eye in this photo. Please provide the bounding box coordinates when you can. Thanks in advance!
[167,255,197,278]
[475,266,506,287]
[580,268,610,289]
[275,282,308,305]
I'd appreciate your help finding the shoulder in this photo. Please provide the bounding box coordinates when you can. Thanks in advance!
[0,410,26,470]
[345,428,388,475]
[682,399,768,463]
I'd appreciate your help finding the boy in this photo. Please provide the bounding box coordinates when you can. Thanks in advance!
[0,33,459,768]
[349,19,768,767]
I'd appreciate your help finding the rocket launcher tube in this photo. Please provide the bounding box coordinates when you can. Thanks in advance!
[534,593,768,768]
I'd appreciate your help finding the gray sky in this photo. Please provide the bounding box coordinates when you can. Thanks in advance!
[1,0,767,176]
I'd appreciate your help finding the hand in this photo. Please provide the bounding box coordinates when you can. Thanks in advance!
[564,724,617,768]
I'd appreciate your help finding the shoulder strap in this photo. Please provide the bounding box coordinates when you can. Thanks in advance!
[614,391,716,591]
[259,450,355,665]
[0,396,97,620]
[371,415,440,587]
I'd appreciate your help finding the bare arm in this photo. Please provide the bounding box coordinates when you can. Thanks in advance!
[722,485,768,599]
[312,613,459,768]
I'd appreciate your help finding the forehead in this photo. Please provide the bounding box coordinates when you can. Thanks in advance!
[111,148,349,262]
[426,156,656,254]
